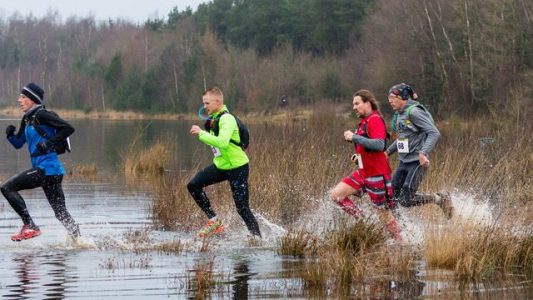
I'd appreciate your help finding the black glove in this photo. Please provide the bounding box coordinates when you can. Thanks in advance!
[37,141,51,153]
[6,125,16,137]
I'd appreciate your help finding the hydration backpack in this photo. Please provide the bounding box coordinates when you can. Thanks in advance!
[360,114,390,152]
[204,111,249,150]
[391,103,434,133]
[29,108,72,155]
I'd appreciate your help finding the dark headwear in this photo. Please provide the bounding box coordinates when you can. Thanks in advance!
[388,83,415,101]
[21,82,44,104]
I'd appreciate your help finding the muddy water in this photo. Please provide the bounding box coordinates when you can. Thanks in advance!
[0,118,529,299]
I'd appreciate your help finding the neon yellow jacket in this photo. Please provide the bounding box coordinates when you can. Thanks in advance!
[198,105,249,170]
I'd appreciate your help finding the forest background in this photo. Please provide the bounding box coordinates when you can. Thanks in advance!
[0,0,531,119]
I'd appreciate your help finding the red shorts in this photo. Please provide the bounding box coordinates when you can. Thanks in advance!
[341,170,393,208]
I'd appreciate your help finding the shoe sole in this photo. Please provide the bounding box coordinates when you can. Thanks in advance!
[198,226,225,238]
[11,231,41,242]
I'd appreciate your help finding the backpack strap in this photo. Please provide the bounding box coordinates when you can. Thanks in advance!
[28,107,50,139]
[360,113,389,151]
[392,103,432,132]
[210,111,242,147]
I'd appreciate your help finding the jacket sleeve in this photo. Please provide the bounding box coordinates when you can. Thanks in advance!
[7,119,27,149]
[351,116,386,151]
[410,107,440,155]
[198,114,237,149]
[36,110,75,146]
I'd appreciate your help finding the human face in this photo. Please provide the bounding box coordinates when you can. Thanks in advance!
[353,96,372,118]
[388,93,406,111]
[18,94,36,113]
[202,93,222,115]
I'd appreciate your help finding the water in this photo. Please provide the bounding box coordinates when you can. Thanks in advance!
[0,118,529,299]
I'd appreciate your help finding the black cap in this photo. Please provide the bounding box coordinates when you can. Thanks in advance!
[21,82,44,104]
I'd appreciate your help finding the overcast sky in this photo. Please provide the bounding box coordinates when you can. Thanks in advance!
[0,0,208,24]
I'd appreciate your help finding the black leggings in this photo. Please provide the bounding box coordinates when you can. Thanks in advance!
[392,161,435,207]
[1,168,79,235]
[187,164,261,236]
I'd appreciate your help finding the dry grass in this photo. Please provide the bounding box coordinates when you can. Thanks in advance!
[65,162,99,181]
[185,259,229,297]
[279,218,416,295]
[0,106,195,120]
[151,173,204,230]
[99,255,152,271]
[155,239,185,254]
[424,220,533,281]
[123,134,172,178]
[278,229,319,258]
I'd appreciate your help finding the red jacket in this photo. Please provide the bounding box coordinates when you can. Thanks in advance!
[356,111,391,178]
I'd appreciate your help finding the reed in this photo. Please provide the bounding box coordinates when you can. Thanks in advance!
[278,229,318,257]
[185,260,216,296]
[151,172,204,230]
[424,219,533,281]
[123,139,171,177]
[155,239,184,254]
[65,162,99,181]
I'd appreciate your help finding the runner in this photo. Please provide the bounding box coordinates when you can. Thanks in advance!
[330,89,402,242]
[386,83,453,218]
[188,87,261,238]
[2,82,80,241]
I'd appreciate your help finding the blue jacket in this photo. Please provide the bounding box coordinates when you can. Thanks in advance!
[7,106,74,175]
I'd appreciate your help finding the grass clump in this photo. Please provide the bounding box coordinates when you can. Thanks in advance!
[278,229,318,258]
[123,140,171,177]
[424,220,533,281]
[66,162,99,181]
[156,239,184,254]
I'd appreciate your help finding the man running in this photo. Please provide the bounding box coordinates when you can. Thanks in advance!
[188,87,261,238]
[2,82,80,241]
[330,89,402,242]
[386,83,453,218]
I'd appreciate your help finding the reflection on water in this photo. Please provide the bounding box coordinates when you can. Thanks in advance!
[0,118,529,299]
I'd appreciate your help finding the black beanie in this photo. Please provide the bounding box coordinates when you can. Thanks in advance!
[21,82,44,104]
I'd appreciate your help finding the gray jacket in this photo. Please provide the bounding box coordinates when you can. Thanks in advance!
[386,100,440,163]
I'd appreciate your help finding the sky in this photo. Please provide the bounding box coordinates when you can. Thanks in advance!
[0,0,208,24]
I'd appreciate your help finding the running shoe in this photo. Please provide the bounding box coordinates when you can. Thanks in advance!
[11,224,41,242]
[386,219,403,243]
[198,219,224,238]
[338,198,362,218]
[436,192,454,219]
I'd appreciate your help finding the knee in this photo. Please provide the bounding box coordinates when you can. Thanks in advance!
[0,183,12,196]
[329,189,342,203]
[186,181,197,193]
[235,204,250,216]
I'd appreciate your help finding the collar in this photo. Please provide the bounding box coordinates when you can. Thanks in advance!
[23,104,44,120]
[211,105,229,118]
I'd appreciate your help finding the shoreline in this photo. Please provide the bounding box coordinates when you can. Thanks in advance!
[0,106,320,122]
[0,107,195,121]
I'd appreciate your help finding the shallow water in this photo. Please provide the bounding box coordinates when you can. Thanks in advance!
[0,118,529,299]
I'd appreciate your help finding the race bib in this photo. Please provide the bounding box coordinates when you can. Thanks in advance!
[351,153,364,169]
[397,138,409,153]
[211,147,222,157]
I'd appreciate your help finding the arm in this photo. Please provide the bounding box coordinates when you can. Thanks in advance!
[349,115,387,151]
[410,107,440,155]
[198,114,237,149]
[351,135,385,151]
[36,110,75,146]
[386,141,397,156]
[7,119,27,149]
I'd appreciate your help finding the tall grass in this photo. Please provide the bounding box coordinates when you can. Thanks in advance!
[283,218,416,297]
[122,124,174,178]
[123,140,171,177]
[424,220,533,281]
